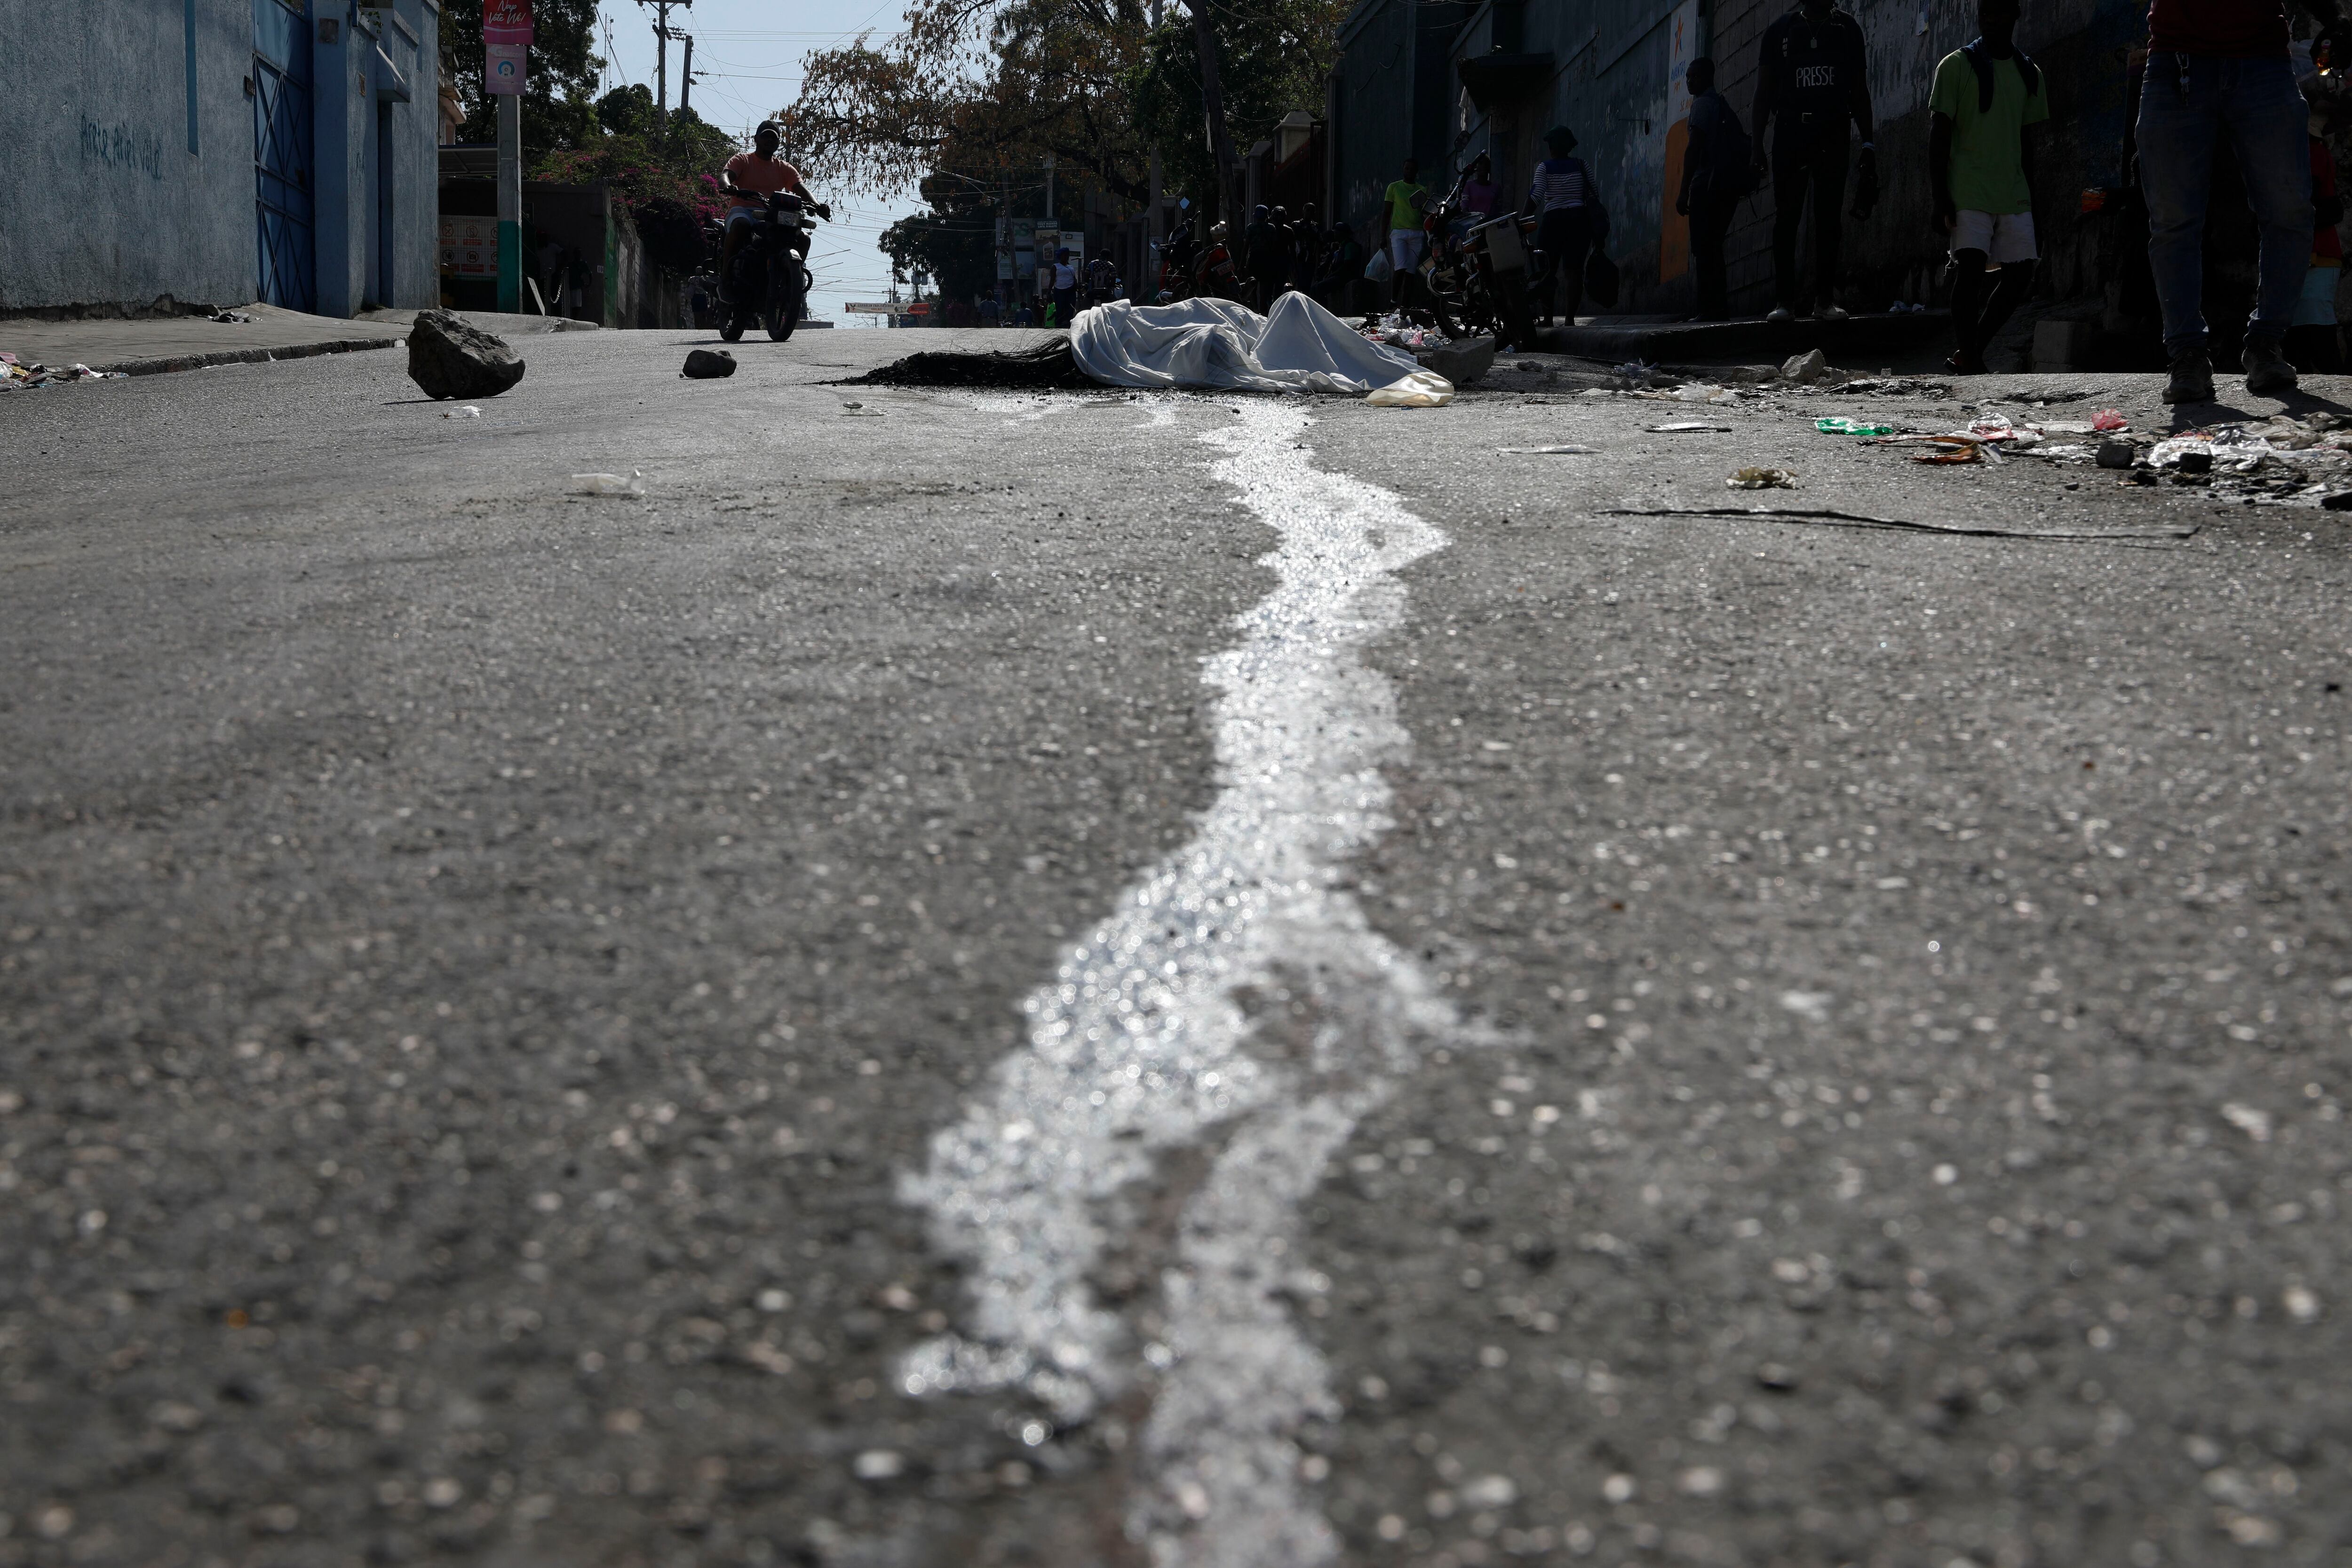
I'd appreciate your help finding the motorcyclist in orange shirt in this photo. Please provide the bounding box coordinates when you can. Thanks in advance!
[717,121,830,302]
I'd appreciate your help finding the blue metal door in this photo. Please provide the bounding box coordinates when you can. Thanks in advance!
[253,0,315,311]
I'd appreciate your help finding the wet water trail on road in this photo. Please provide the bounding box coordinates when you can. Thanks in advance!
[901,398,1474,1566]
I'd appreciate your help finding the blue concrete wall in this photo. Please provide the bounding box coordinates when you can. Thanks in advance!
[0,0,255,311]
[0,0,440,316]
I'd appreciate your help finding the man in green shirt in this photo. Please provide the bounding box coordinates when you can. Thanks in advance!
[1384,159,1431,309]
[1928,0,2049,372]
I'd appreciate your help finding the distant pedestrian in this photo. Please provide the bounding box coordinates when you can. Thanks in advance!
[1244,205,1286,310]
[1088,253,1117,304]
[1385,159,1432,309]
[1751,0,1876,321]
[2137,0,2345,401]
[1457,153,1503,226]
[1288,202,1323,291]
[2289,57,2347,371]
[1676,58,1750,321]
[1051,248,1079,326]
[980,294,1002,328]
[1315,222,1367,309]
[1526,126,1601,326]
[1929,0,2049,373]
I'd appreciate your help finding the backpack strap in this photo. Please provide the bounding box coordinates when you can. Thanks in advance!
[1961,38,2040,113]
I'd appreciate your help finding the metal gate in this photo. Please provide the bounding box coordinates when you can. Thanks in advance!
[253,0,315,311]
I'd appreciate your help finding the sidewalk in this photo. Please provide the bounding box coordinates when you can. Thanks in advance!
[1538,308,1950,366]
[0,303,594,379]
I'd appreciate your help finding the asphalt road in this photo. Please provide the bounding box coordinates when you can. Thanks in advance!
[2,327,2349,1568]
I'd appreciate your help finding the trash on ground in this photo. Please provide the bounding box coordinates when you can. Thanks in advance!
[570,470,646,496]
[1816,416,1895,436]
[211,310,255,323]
[1881,435,1987,465]
[1,357,129,389]
[1835,376,1951,398]
[1497,443,1598,454]
[682,348,737,379]
[1647,421,1732,432]
[407,308,525,399]
[1601,505,2199,542]
[1729,466,1798,489]
[2091,408,2129,431]
[441,405,483,419]
[1367,369,1456,407]
[842,399,884,416]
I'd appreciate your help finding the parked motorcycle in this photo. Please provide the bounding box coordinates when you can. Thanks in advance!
[722,191,825,343]
[1420,199,1541,349]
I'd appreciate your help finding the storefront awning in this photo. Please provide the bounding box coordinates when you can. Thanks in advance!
[1457,51,1554,111]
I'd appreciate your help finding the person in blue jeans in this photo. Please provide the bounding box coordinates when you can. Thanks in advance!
[2139,0,2347,401]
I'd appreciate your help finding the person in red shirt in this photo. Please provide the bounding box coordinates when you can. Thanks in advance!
[717,122,829,303]
[2137,0,2346,402]
[2287,61,2347,370]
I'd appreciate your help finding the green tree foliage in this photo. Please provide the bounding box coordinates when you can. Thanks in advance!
[441,0,604,159]
[881,189,1002,302]
[787,0,1343,241]
[596,83,658,137]
[1130,0,1343,207]
[532,106,742,270]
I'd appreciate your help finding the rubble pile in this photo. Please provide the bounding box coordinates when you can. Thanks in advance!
[2,352,127,389]
[844,339,1096,390]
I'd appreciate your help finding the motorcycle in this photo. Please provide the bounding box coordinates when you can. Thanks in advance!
[722,191,826,343]
[1154,231,1200,302]
[1420,199,1541,349]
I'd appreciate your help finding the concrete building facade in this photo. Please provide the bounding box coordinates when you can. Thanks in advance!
[1,0,442,317]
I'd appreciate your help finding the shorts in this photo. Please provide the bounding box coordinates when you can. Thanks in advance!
[1949,210,2037,265]
[2293,261,2341,327]
[1390,229,1427,271]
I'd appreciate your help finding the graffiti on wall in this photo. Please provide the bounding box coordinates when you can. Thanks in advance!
[80,117,167,180]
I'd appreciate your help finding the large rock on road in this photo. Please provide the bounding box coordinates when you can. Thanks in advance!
[404,308,526,399]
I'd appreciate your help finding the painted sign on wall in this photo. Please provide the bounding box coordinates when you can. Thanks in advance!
[439,215,495,276]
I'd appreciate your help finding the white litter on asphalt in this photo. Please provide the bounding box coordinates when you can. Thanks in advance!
[901,398,1473,1567]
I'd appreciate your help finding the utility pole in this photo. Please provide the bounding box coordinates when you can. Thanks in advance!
[677,32,695,118]
[635,0,691,137]
[1183,0,1236,224]
[482,0,532,314]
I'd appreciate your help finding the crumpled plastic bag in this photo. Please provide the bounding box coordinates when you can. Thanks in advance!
[1367,370,1455,407]
[570,470,647,496]
[1728,466,1797,489]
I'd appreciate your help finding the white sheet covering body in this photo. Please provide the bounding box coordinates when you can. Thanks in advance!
[1068,293,1422,393]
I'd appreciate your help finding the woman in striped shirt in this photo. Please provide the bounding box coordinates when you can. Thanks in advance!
[1526,127,1603,325]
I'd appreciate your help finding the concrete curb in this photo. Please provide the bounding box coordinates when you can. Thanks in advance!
[95,336,402,378]
[1536,309,1950,365]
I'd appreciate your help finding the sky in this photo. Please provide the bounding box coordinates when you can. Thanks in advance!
[590,0,924,324]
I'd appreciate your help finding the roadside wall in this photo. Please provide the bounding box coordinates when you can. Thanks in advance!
[0,0,256,312]
[0,0,442,318]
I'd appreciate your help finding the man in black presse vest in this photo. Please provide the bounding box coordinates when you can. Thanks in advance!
[1750,0,1877,320]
